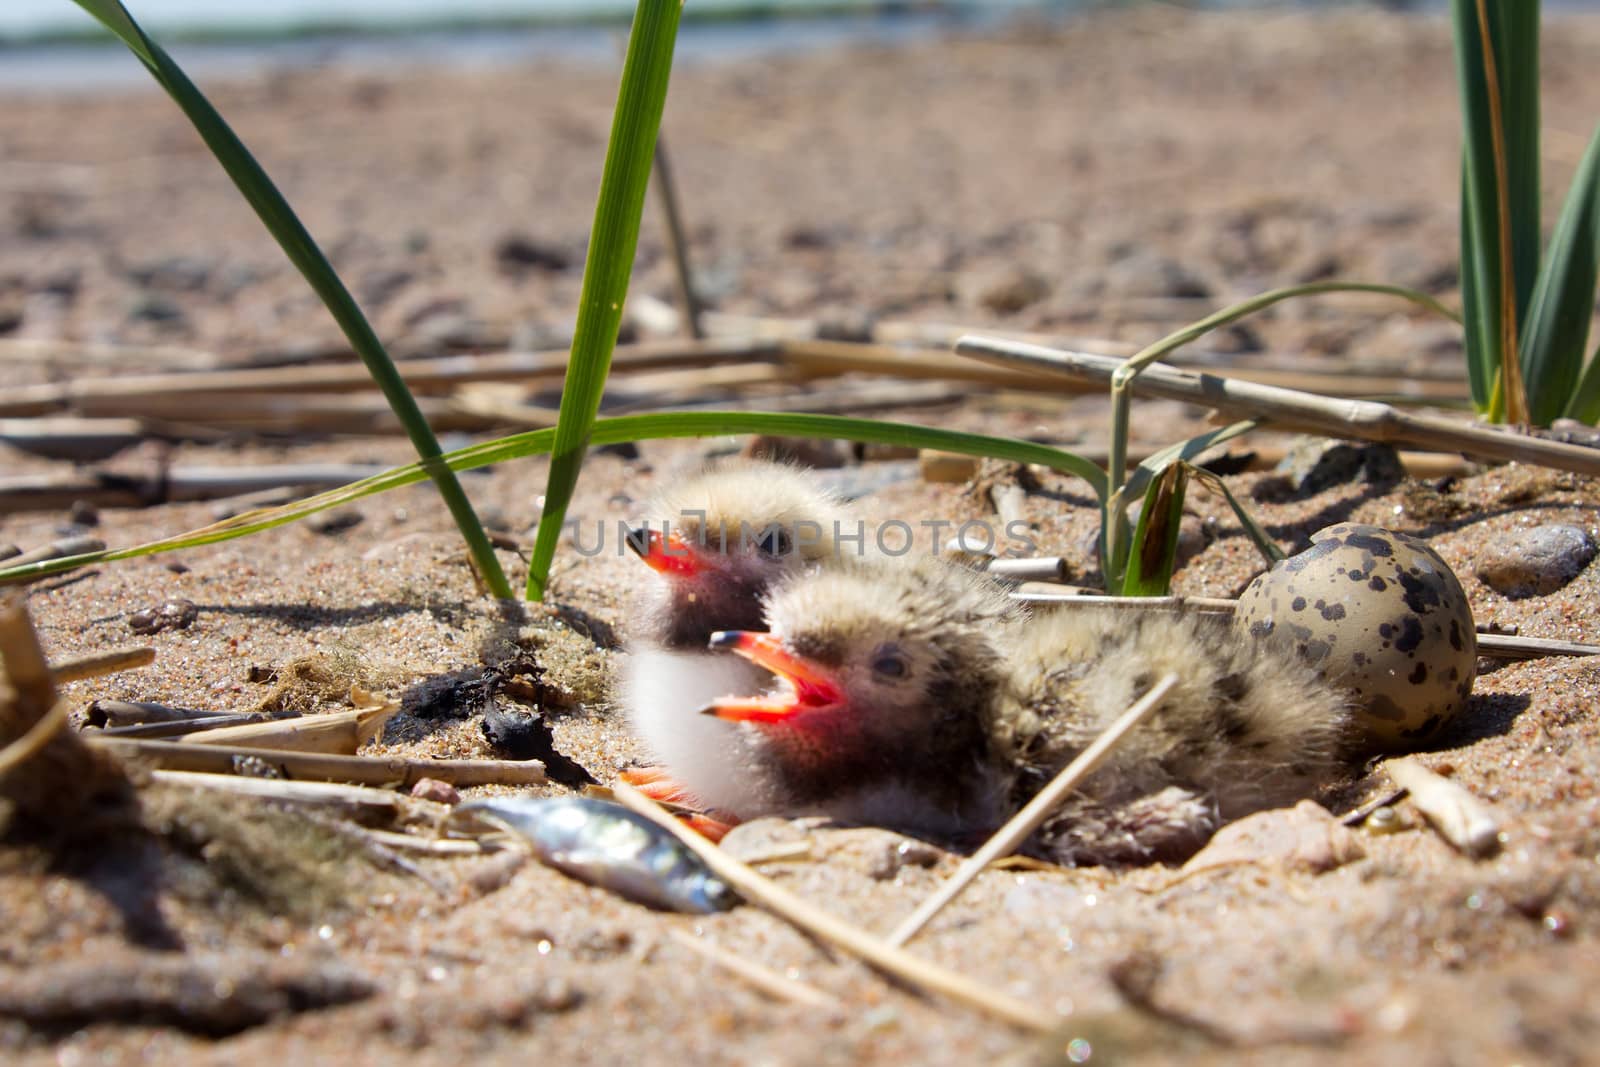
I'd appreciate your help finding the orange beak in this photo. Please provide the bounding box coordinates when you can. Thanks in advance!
[626,526,702,576]
[700,631,844,723]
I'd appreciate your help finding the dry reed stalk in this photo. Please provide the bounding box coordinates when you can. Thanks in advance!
[779,339,1071,392]
[89,736,548,787]
[85,699,214,727]
[97,714,273,740]
[69,393,495,434]
[610,781,1058,1033]
[0,595,129,823]
[884,675,1178,948]
[366,827,496,854]
[649,136,706,340]
[1009,590,1600,659]
[0,338,217,369]
[149,769,404,813]
[954,337,1600,476]
[661,379,970,416]
[1384,758,1500,857]
[48,646,155,685]
[0,464,388,515]
[665,928,843,1011]
[180,699,399,755]
[0,417,147,462]
[984,558,1069,583]
[1011,587,1239,613]
[3,536,106,568]
[0,338,783,418]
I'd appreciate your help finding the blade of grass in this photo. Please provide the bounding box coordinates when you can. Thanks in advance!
[72,0,510,598]
[527,2,683,600]
[1108,419,1259,587]
[1566,339,1600,426]
[1101,281,1457,568]
[1526,123,1600,424]
[1451,0,1540,422]
[0,412,1110,586]
[1184,464,1285,566]
[1473,0,1530,425]
[1120,464,1187,597]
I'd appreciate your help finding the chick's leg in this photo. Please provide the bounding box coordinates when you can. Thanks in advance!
[1033,786,1217,867]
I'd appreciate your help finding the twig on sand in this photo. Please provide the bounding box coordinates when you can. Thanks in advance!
[47,645,156,685]
[610,780,1059,1034]
[955,336,1600,475]
[0,594,130,819]
[1384,758,1501,858]
[89,737,548,787]
[665,928,843,1011]
[885,675,1178,948]
[1011,591,1600,661]
[149,769,405,813]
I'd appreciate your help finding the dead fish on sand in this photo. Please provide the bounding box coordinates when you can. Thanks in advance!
[454,796,738,914]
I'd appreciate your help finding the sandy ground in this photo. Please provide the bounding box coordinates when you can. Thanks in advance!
[3,8,1600,1065]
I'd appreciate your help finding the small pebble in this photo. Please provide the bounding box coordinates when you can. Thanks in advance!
[1363,806,1406,835]
[1274,436,1406,495]
[1475,523,1596,598]
[309,508,365,535]
[68,500,100,527]
[128,598,198,634]
[868,838,943,880]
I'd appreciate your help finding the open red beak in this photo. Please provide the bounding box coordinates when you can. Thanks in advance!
[626,526,702,577]
[700,631,844,723]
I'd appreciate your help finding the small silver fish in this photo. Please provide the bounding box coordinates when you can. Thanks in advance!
[455,796,738,914]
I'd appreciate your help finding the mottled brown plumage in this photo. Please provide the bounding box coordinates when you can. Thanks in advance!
[698,562,1355,865]
[993,609,1354,864]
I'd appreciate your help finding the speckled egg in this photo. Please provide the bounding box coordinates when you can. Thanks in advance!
[1235,522,1476,750]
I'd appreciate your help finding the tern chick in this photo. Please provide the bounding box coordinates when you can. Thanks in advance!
[618,460,861,816]
[702,556,1021,835]
[704,563,1353,864]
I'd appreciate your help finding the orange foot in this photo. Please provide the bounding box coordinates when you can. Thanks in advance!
[619,765,696,805]
[678,812,737,844]
[618,766,741,842]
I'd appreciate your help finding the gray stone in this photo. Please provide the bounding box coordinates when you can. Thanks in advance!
[1476,524,1597,598]
[1102,252,1211,299]
[1274,436,1406,495]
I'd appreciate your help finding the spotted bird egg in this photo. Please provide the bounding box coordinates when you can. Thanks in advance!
[1235,522,1475,750]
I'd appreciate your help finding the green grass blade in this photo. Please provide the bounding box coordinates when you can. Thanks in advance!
[1451,0,1540,421]
[526,2,683,600]
[1185,464,1284,567]
[1569,340,1600,424]
[1107,279,1459,521]
[1496,0,1542,330]
[1119,463,1187,597]
[72,0,511,598]
[0,412,1108,586]
[1118,282,1460,382]
[1107,420,1257,590]
[1526,123,1600,424]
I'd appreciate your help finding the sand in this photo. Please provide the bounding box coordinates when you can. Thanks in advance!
[3,8,1600,1064]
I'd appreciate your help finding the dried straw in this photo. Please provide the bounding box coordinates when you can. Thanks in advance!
[885,674,1178,948]
[610,780,1058,1033]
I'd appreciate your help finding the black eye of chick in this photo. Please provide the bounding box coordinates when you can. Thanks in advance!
[870,651,909,679]
[751,528,792,557]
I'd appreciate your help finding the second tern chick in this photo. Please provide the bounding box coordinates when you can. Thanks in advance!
[619,460,860,814]
[705,563,1353,864]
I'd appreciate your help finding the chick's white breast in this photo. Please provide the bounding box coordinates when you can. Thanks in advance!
[619,646,773,814]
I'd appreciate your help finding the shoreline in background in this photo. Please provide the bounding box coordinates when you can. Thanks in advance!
[0,3,1042,91]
